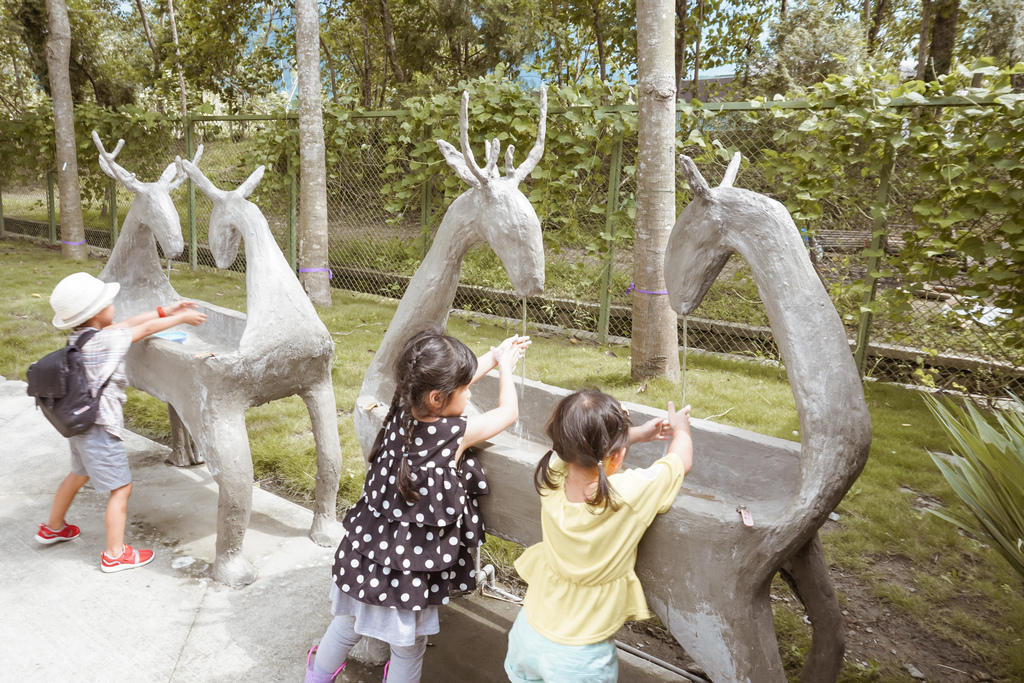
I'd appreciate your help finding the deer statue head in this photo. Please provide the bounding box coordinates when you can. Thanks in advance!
[666,152,776,314]
[177,159,265,270]
[435,89,548,298]
[92,131,202,260]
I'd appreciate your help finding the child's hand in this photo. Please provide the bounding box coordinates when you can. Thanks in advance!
[497,340,525,373]
[165,301,199,315]
[632,416,672,443]
[178,308,207,326]
[494,334,531,361]
[666,402,691,436]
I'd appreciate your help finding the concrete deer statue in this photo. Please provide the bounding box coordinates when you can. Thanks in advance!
[348,89,547,665]
[353,89,548,453]
[109,156,344,587]
[654,152,873,682]
[92,132,205,468]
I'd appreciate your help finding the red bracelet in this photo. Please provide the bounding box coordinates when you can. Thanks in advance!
[157,306,166,318]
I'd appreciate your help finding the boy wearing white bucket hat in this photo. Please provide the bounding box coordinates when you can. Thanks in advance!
[37,272,206,573]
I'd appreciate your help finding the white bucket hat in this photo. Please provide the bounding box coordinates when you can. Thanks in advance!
[50,272,121,329]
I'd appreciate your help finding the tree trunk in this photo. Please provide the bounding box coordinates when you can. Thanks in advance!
[378,0,405,83]
[868,0,890,54]
[554,36,563,87]
[591,0,607,81]
[12,43,26,110]
[263,6,276,48]
[295,0,332,306]
[360,16,373,108]
[916,0,931,80]
[927,0,959,80]
[675,0,687,97]
[134,0,161,72]
[690,0,703,97]
[167,0,187,116]
[45,0,86,260]
[320,35,340,105]
[633,0,681,382]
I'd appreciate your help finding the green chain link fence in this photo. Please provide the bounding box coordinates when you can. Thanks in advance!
[1,97,1021,398]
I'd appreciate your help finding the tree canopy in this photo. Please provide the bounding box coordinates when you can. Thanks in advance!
[1,0,1020,117]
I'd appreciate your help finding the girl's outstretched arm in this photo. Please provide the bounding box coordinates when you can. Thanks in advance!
[630,415,671,445]
[458,344,525,459]
[471,334,531,385]
[665,402,694,474]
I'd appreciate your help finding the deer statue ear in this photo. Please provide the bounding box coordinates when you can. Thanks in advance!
[720,152,742,188]
[238,166,265,198]
[437,140,481,188]
[679,155,713,201]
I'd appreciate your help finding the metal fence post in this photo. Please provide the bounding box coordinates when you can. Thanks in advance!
[420,175,431,259]
[108,179,118,246]
[47,169,56,245]
[288,171,297,270]
[186,116,197,269]
[0,181,6,239]
[597,135,624,344]
[854,145,896,376]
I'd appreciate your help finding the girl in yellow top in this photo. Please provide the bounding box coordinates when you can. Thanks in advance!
[504,389,692,683]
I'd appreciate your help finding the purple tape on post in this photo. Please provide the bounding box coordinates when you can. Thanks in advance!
[298,268,333,279]
[625,282,668,295]
[61,240,87,246]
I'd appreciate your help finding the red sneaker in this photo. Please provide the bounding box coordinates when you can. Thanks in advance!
[35,522,81,544]
[101,544,155,573]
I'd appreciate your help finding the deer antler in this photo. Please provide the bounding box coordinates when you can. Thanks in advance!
[510,87,547,185]
[92,131,144,193]
[679,155,713,201]
[458,92,501,186]
[169,145,204,190]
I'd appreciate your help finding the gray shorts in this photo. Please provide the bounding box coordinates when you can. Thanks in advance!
[69,425,132,492]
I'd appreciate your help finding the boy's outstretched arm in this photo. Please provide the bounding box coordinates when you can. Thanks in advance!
[111,302,206,342]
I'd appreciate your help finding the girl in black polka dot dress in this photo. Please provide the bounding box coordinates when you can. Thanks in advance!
[305,328,529,683]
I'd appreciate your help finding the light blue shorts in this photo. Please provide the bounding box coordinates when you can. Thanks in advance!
[504,610,618,683]
[69,425,131,492]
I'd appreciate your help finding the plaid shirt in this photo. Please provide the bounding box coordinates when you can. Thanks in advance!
[68,327,132,439]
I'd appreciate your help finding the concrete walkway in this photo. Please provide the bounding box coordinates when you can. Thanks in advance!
[0,377,686,682]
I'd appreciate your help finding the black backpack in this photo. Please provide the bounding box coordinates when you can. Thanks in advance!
[26,329,115,438]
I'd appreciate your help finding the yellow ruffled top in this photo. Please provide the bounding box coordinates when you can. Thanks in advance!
[515,452,685,646]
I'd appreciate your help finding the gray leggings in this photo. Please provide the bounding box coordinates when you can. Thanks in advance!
[314,615,427,683]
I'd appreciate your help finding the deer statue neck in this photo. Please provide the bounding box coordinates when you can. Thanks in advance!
[102,200,178,317]
[360,196,485,404]
[668,186,872,541]
[235,203,323,346]
[712,191,870,523]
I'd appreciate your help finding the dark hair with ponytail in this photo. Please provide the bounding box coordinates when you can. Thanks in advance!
[534,389,632,512]
[368,327,477,503]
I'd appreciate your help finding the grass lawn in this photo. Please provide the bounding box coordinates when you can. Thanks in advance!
[2,238,1021,682]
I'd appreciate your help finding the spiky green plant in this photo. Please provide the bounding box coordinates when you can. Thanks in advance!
[924,394,1024,579]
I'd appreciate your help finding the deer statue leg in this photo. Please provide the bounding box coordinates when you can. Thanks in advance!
[299,377,343,546]
[779,532,845,683]
[166,404,203,467]
[188,404,258,587]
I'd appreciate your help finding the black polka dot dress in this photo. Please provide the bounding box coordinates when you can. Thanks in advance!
[332,412,489,612]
